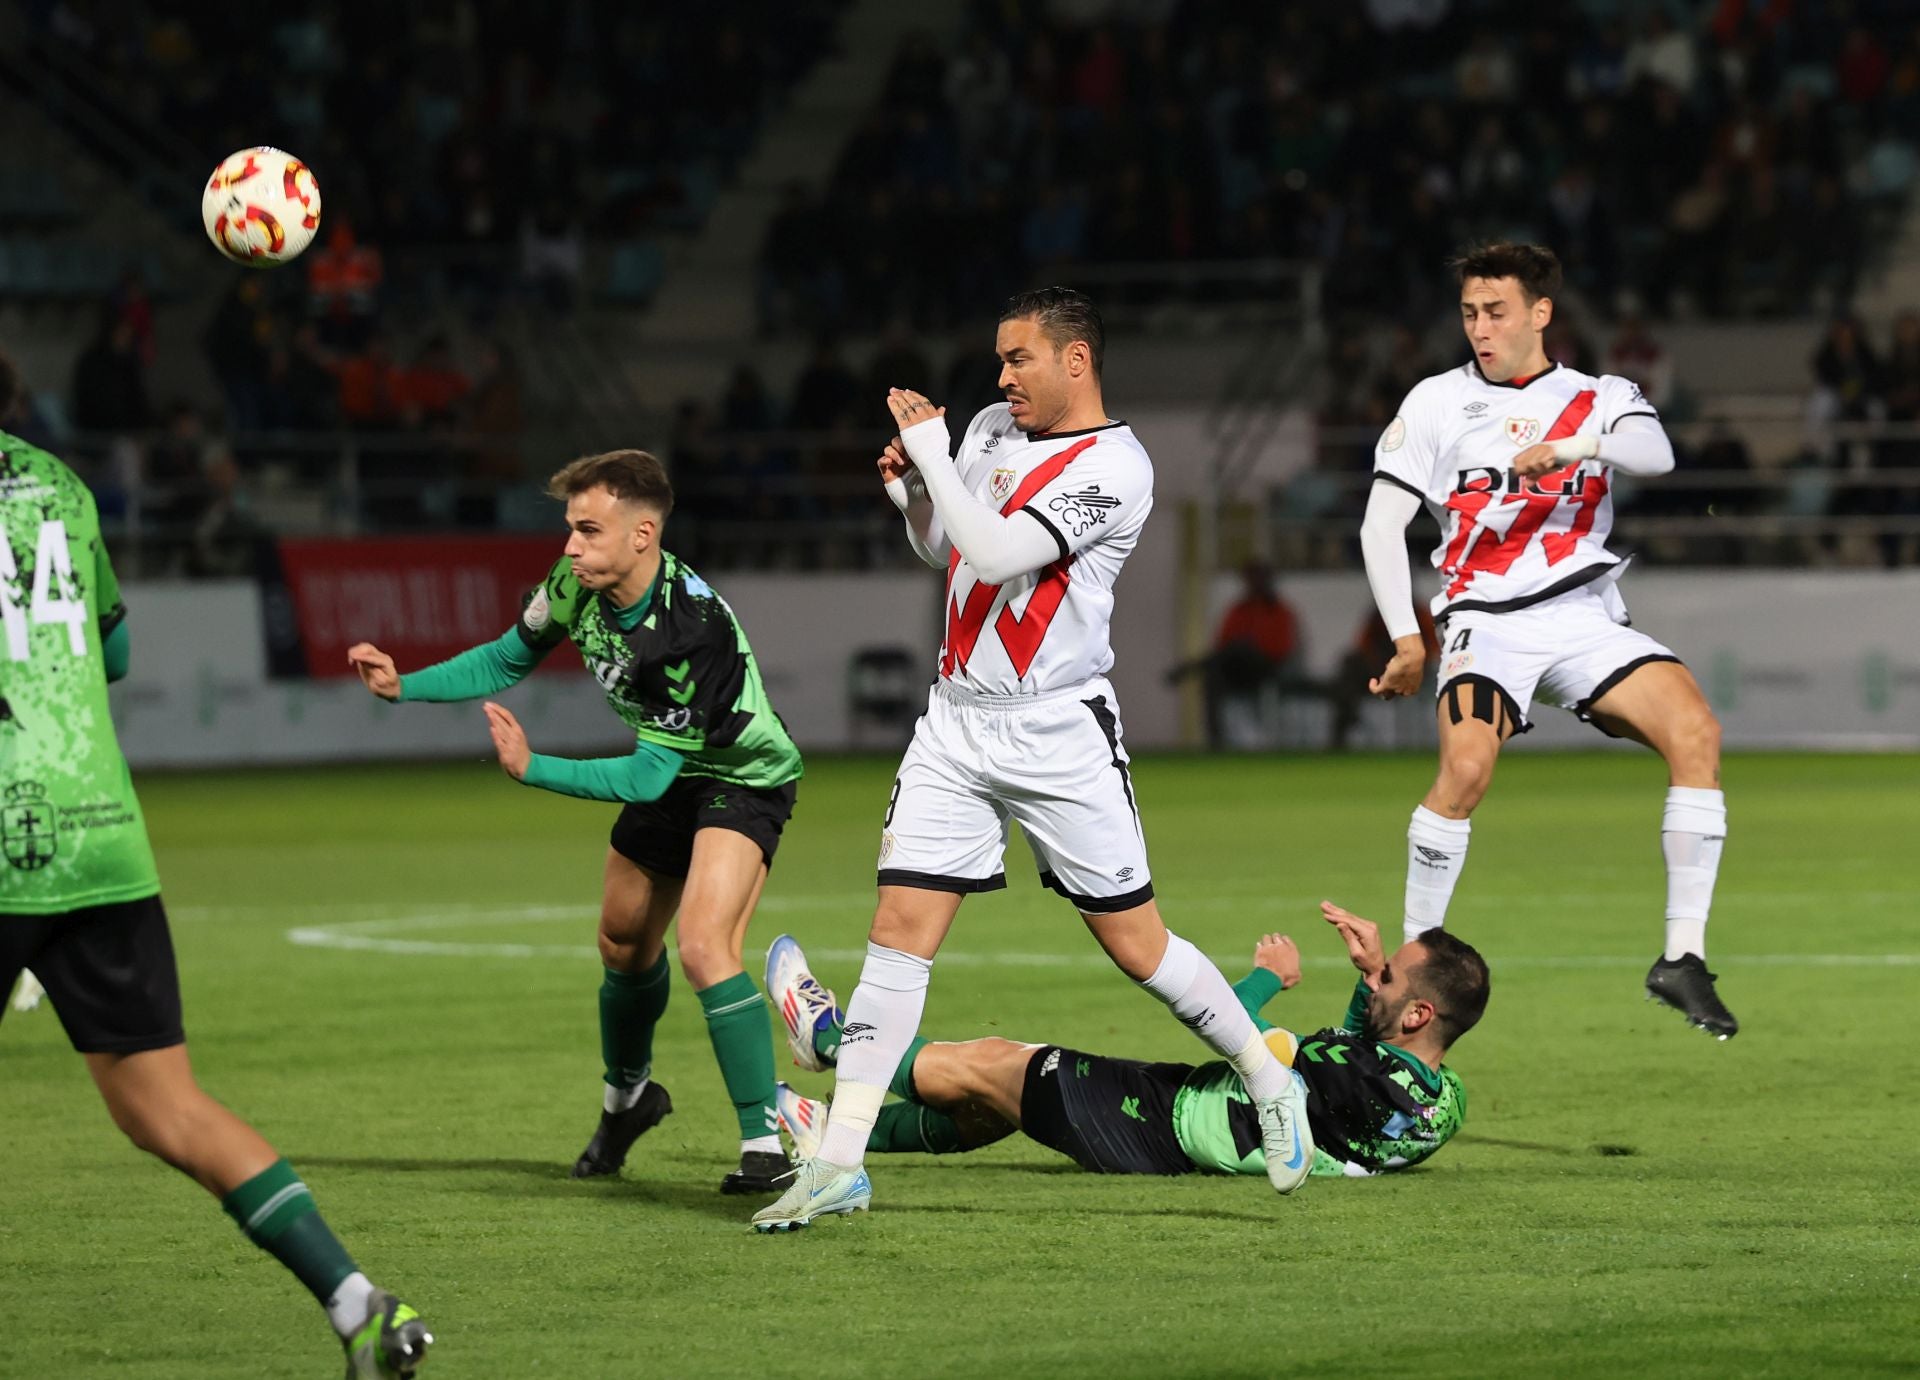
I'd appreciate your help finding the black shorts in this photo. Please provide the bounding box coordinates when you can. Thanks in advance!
[0,894,184,1054]
[609,775,798,879]
[1020,1045,1197,1176]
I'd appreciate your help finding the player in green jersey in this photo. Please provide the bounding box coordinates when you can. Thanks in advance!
[767,903,1486,1180]
[0,358,431,1379]
[349,450,805,1194]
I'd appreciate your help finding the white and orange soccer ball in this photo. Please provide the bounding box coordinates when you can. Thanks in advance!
[201,146,322,267]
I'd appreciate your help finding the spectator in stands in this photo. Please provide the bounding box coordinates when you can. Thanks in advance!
[1603,307,1673,410]
[1166,563,1304,750]
[1811,316,1882,424]
[521,197,586,312]
[307,220,384,348]
[110,268,156,367]
[143,404,220,566]
[333,329,402,430]
[70,311,151,437]
[260,323,340,431]
[202,275,276,431]
[789,340,861,431]
[394,335,471,428]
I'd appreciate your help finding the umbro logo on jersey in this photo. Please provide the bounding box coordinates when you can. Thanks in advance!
[983,435,1001,450]
[1464,402,1488,414]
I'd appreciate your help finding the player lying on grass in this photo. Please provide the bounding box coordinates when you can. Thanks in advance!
[0,354,429,1378]
[766,903,1487,1182]
[348,451,804,1194]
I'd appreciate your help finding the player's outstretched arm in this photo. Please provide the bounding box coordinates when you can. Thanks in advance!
[1358,481,1427,699]
[485,703,684,802]
[878,433,950,568]
[889,390,1064,585]
[354,627,545,704]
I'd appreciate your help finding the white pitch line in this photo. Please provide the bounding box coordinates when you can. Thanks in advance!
[279,905,1920,970]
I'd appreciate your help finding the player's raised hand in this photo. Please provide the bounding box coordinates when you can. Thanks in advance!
[886,388,945,433]
[1368,634,1427,700]
[877,435,912,485]
[483,701,531,781]
[1321,901,1387,988]
[347,643,401,701]
[1253,932,1302,989]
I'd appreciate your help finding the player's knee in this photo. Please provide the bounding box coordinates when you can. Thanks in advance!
[109,1089,208,1168]
[673,931,737,988]
[1435,753,1494,812]
[1673,708,1721,770]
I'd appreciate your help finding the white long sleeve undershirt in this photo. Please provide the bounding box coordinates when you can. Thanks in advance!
[1360,480,1426,642]
[896,414,1062,585]
[1549,413,1675,475]
[883,470,950,569]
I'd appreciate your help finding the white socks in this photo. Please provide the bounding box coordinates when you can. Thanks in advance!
[603,1078,649,1114]
[816,942,932,1166]
[1406,805,1472,944]
[1662,786,1726,960]
[741,1134,783,1156]
[325,1271,376,1339]
[1140,933,1289,1102]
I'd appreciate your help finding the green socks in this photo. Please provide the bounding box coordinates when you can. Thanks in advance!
[601,954,671,1087]
[816,1012,930,1106]
[220,1159,357,1304]
[867,1102,967,1154]
[697,972,779,1141]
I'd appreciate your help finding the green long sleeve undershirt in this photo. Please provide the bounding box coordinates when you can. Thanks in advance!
[1231,967,1373,1035]
[102,618,130,683]
[396,626,544,702]
[523,739,684,803]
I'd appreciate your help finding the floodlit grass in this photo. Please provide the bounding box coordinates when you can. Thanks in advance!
[4,753,1916,1377]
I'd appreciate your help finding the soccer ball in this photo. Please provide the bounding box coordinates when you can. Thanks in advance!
[201,147,322,267]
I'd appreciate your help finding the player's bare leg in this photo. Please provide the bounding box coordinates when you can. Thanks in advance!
[1586,661,1737,1037]
[1404,682,1517,944]
[1081,898,1312,1192]
[907,1037,1036,1127]
[753,887,962,1230]
[88,1046,430,1374]
[573,850,681,1178]
[673,829,792,1191]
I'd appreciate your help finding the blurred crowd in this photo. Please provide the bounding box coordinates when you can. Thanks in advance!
[42,0,841,266]
[759,0,1920,336]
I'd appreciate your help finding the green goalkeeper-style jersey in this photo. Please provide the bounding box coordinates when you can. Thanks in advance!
[0,433,159,914]
[1170,975,1467,1178]
[517,552,802,789]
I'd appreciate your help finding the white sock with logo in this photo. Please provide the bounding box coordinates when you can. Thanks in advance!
[1662,787,1726,961]
[325,1272,377,1339]
[1140,933,1288,1101]
[815,942,932,1167]
[1406,805,1472,944]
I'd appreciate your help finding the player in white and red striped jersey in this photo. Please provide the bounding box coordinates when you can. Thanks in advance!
[1361,243,1736,1040]
[753,288,1313,1232]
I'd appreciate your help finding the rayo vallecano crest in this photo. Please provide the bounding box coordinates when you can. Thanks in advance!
[3,779,57,872]
[988,468,1017,503]
[1505,417,1541,447]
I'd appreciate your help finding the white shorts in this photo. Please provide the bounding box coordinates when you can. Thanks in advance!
[877,677,1152,914]
[1435,585,1680,736]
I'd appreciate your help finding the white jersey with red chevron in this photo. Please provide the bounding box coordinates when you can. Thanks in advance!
[937,403,1154,696]
[1374,361,1660,618]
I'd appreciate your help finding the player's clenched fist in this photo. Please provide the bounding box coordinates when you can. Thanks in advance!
[483,701,531,781]
[1253,932,1302,989]
[1369,634,1426,701]
[347,643,401,701]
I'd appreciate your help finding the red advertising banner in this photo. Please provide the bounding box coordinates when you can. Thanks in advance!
[274,536,582,677]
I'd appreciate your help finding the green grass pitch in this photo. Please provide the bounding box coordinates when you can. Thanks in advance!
[4,752,1916,1378]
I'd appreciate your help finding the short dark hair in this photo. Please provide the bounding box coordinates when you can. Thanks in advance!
[1450,242,1563,304]
[1000,286,1105,376]
[0,348,18,420]
[1410,929,1491,1046]
[547,449,675,516]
